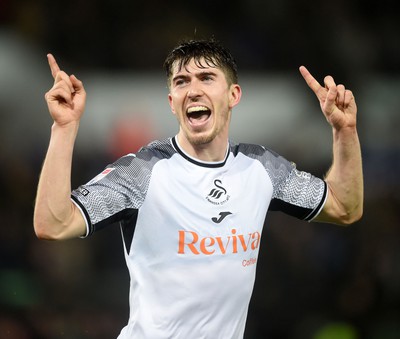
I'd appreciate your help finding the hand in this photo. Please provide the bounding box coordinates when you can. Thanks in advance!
[45,54,86,127]
[299,66,357,131]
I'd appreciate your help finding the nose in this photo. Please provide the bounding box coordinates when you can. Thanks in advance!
[187,82,203,99]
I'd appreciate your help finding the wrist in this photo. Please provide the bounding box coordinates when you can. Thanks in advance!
[332,125,358,139]
[51,121,80,134]
[50,121,80,145]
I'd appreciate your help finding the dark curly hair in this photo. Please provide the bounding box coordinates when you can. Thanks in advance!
[163,38,238,87]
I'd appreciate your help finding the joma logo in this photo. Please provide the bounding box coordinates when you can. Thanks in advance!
[178,229,261,255]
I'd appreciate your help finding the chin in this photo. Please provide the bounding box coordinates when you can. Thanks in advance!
[187,131,216,146]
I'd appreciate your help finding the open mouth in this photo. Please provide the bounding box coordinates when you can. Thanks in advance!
[187,106,211,125]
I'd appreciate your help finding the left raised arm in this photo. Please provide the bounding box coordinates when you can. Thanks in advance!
[299,66,363,225]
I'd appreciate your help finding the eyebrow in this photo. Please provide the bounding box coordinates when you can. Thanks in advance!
[197,71,218,78]
[171,74,188,83]
[172,70,218,83]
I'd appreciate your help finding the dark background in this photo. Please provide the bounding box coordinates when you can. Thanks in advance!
[1,0,399,338]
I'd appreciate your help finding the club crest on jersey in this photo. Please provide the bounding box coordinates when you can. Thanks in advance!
[206,179,230,205]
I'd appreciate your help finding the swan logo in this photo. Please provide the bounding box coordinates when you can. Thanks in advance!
[206,179,230,205]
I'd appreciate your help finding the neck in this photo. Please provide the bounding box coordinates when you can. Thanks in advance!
[176,133,228,162]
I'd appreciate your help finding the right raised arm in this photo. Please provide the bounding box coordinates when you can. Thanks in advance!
[33,54,87,240]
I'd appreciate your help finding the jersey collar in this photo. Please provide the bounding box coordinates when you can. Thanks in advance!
[171,136,230,168]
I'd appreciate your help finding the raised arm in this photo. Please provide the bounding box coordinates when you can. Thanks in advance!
[299,66,363,225]
[33,54,87,240]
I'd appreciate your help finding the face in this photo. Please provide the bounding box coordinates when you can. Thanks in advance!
[168,58,241,149]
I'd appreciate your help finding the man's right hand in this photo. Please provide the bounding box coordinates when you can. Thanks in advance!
[34,54,88,240]
[45,54,86,126]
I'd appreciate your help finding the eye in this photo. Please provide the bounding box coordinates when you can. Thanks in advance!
[174,78,188,87]
[202,75,214,82]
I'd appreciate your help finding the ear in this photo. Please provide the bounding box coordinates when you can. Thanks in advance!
[229,84,242,109]
[168,93,176,115]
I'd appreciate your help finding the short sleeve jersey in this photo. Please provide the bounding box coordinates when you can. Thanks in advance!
[71,136,327,339]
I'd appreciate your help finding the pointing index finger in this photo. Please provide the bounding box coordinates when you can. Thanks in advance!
[299,65,323,99]
[47,53,60,79]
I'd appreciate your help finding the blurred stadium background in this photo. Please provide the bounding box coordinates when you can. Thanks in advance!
[0,0,399,338]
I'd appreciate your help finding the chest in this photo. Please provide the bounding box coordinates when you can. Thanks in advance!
[136,158,272,251]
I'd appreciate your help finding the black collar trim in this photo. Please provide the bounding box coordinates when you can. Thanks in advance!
[171,136,229,168]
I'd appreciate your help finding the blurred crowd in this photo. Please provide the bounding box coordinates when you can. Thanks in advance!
[1,0,400,338]
[2,0,399,76]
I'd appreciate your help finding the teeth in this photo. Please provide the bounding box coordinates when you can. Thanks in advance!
[187,106,209,113]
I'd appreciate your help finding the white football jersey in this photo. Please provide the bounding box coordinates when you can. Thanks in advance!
[72,136,327,339]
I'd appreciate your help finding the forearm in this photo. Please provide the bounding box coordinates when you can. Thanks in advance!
[321,126,364,224]
[34,122,85,239]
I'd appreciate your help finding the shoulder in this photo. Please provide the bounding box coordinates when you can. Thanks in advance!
[230,141,288,164]
[230,141,265,157]
[137,138,177,159]
[114,138,176,164]
[230,141,295,180]
[103,138,176,178]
